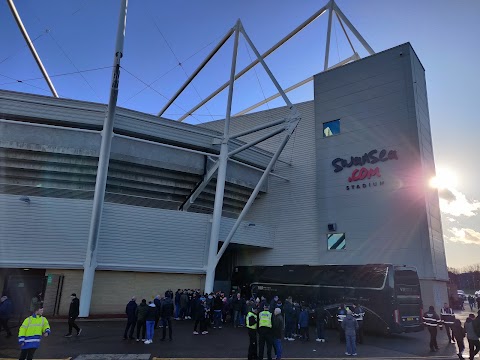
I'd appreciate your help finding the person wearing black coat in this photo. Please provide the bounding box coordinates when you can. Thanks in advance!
[315,304,328,342]
[144,301,157,344]
[0,295,13,338]
[154,295,162,328]
[123,297,137,340]
[232,293,244,328]
[451,318,466,359]
[65,293,81,337]
[161,295,174,341]
[135,299,149,341]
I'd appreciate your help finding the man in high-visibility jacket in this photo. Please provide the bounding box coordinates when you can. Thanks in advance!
[440,302,455,344]
[258,304,273,360]
[423,305,442,352]
[18,302,50,360]
[246,306,259,360]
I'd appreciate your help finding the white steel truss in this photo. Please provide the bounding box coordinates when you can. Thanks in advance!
[157,1,375,294]
[162,0,375,121]
[6,0,59,97]
[160,19,301,293]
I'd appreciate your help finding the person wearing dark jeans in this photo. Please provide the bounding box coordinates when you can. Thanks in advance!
[161,294,175,340]
[154,295,162,328]
[136,320,146,341]
[65,293,81,337]
[423,306,441,352]
[19,348,36,360]
[465,314,480,360]
[135,299,148,341]
[428,327,438,351]
[123,297,137,340]
[18,303,50,360]
[452,319,465,359]
[258,306,273,360]
[315,305,327,342]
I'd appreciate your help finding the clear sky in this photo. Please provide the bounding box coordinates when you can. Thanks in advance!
[1,0,479,269]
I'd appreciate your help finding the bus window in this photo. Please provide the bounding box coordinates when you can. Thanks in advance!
[394,269,421,296]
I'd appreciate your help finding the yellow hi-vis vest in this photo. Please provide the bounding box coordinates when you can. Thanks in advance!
[18,314,50,349]
[258,310,272,328]
[246,312,257,330]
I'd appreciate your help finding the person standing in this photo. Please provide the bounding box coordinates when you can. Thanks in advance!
[341,309,358,356]
[233,293,244,328]
[154,295,162,328]
[468,296,475,312]
[29,292,42,313]
[179,291,188,320]
[269,296,279,314]
[123,296,137,340]
[465,314,480,360]
[0,295,13,338]
[298,306,309,341]
[423,305,442,352]
[246,306,258,360]
[258,304,273,360]
[174,289,181,320]
[441,302,456,343]
[65,293,81,337]
[337,304,347,343]
[160,292,174,341]
[473,310,480,338]
[213,292,223,329]
[193,297,206,335]
[18,303,50,360]
[283,297,295,341]
[135,299,148,342]
[353,303,365,344]
[144,301,156,344]
[452,318,466,360]
[315,304,327,342]
[272,308,284,360]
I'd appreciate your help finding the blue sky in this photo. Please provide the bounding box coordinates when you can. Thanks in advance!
[1,0,479,268]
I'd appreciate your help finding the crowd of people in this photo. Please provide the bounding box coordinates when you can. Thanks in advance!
[423,302,480,360]
[118,289,368,359]
[3,288,480,360]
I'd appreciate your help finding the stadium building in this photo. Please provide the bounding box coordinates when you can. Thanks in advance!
[0,42,448,316]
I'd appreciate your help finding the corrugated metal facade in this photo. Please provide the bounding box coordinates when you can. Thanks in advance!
[201,101,319,265]
[0,194,273,272]
[200,44,448,292]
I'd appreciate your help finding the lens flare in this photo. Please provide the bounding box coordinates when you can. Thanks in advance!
[429,168,458,189]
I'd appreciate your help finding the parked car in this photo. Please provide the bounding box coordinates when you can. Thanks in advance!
[457,290,466,300]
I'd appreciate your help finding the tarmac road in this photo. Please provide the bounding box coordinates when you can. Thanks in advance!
[0,309,477,360]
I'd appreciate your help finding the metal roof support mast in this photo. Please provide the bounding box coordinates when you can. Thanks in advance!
[204,20,301,294]
[6,0,59,97]
[79,0,128,317]
[204,21,241,294]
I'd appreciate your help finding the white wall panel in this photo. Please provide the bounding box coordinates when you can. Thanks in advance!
[0,195,273,271]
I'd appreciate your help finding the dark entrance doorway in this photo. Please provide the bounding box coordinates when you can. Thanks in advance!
[1,268,46,320]
[214,245,238,294]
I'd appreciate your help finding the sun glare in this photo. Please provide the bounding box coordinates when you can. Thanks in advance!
[429,168,458,189]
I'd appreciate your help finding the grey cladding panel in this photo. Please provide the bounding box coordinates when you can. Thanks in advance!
[0,194,89,267]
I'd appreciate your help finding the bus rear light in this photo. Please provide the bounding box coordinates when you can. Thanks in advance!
[394,309,400,324]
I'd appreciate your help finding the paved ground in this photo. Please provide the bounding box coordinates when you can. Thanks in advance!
[0,309,478,360]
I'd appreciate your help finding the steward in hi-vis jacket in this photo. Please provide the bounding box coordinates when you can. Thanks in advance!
[18,302,50,360]
[423,305,442,352]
